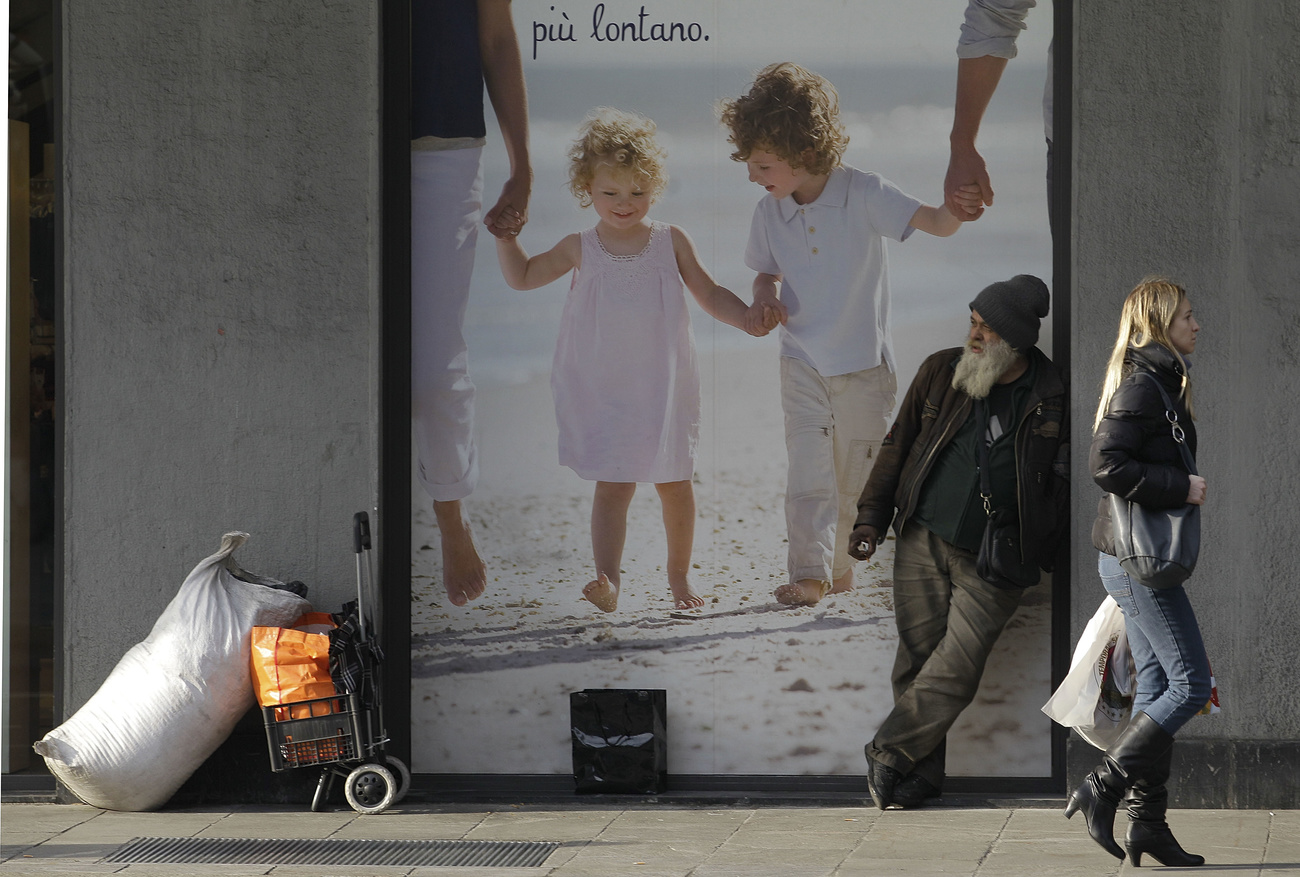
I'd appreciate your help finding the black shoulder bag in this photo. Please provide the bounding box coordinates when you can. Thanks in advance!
[1107,373,1200,589]
[975,398,1041,590]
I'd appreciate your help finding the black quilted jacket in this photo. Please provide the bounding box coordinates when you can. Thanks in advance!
[1090,342,1198,555]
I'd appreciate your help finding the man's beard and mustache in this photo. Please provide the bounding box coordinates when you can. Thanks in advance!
[952,336,1023,399]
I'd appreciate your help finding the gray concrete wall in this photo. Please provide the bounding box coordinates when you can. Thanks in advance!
[54,0,1299,807]
[61,2,381,710]
[1071,2,1300,806]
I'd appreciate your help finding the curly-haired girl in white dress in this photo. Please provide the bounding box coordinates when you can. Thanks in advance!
[496,107,778,612]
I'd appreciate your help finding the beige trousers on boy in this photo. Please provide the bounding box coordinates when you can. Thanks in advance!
[779,356,896,586]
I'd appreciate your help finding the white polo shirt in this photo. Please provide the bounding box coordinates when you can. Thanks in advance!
[744,165,921,377]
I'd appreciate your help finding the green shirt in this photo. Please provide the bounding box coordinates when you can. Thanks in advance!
[911,359,1036,551]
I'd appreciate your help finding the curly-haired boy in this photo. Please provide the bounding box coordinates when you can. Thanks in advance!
[721,62,975,607]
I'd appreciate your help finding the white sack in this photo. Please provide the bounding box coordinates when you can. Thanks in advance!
[33,532,311,810]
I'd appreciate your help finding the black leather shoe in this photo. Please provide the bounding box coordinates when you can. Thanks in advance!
[866,751,904,811]
[890,774,941,809]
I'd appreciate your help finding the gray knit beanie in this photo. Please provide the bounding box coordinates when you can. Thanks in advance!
[968,274,1050,350]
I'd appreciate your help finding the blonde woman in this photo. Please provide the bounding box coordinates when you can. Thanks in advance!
[1067,277,1210,867]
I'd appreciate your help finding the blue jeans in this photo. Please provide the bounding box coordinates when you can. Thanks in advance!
[1098,552,1212,735]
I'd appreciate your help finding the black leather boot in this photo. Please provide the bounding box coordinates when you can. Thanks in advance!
[1065,712,1174,860]
[1124,747,1205,867]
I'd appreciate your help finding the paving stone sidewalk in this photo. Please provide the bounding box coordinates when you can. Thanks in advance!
[2,802,1296,876]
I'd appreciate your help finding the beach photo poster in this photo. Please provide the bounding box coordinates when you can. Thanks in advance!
[410,0,1056,777]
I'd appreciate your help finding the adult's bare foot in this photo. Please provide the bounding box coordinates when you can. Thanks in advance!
[829,568,855,594]
[774,579,830,607]
[583,573,619,612]
[433,499,487,607]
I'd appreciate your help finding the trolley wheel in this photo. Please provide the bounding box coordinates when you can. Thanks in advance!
[384,755,411,804]
[344,763,397,814]
[311,769,335,812]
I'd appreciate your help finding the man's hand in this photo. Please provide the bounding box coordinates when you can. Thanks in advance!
[944,144,993,221]
[949,183,986,221]
[848,524,880,561]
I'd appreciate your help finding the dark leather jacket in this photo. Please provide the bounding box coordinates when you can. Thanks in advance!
[854,346,1070,572]
[1091,343,1197,555]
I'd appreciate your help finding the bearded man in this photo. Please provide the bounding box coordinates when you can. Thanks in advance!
[849,274,1069,810]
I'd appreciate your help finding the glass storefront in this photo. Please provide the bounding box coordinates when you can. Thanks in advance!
[5,0,57,774]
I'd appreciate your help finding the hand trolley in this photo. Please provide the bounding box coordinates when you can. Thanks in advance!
[261,511,409,813]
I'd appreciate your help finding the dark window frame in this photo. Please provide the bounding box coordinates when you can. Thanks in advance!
[379,0,1073,798]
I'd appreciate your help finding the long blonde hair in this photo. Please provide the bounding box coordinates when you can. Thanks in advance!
[1093,276,1194,430]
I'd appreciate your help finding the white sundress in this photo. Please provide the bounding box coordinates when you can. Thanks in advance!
[551,221,701,483]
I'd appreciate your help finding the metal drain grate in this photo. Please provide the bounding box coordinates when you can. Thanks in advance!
[106,837,560,868]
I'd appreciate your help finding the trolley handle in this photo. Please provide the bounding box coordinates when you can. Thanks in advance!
[353,512,371,554]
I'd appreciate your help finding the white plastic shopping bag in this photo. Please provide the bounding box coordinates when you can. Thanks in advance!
[1042,595,1136,750]
[34,532,310,810]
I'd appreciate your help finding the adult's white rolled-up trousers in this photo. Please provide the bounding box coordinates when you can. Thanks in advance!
[411,146,483,502]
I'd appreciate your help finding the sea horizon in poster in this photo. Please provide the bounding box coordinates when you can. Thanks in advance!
[411,0,1056,777]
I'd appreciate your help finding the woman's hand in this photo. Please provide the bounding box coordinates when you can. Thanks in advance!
[1186,475,1207,505]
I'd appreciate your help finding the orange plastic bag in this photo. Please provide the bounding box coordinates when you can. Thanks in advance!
[251,613,337,719]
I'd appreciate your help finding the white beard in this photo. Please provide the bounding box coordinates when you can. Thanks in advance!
[952,337,1023,399]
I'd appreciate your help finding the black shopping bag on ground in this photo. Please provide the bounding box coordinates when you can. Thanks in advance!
[570,689,666,794]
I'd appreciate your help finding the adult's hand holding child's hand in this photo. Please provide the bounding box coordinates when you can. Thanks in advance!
[485,176,531,239]
[944,144,993,221]
[950,183,986,221]
[485,203,525,239]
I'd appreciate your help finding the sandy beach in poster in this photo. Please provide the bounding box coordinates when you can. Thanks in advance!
[409,315,1054,778]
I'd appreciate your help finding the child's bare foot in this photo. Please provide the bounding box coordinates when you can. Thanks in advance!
[774,578,831,607]
[583,573,619,612]
[434,500,487,607]
[669,580,705,610]
[829,568,854,594]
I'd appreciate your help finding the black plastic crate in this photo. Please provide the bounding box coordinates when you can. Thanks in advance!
[262,692,363,772]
